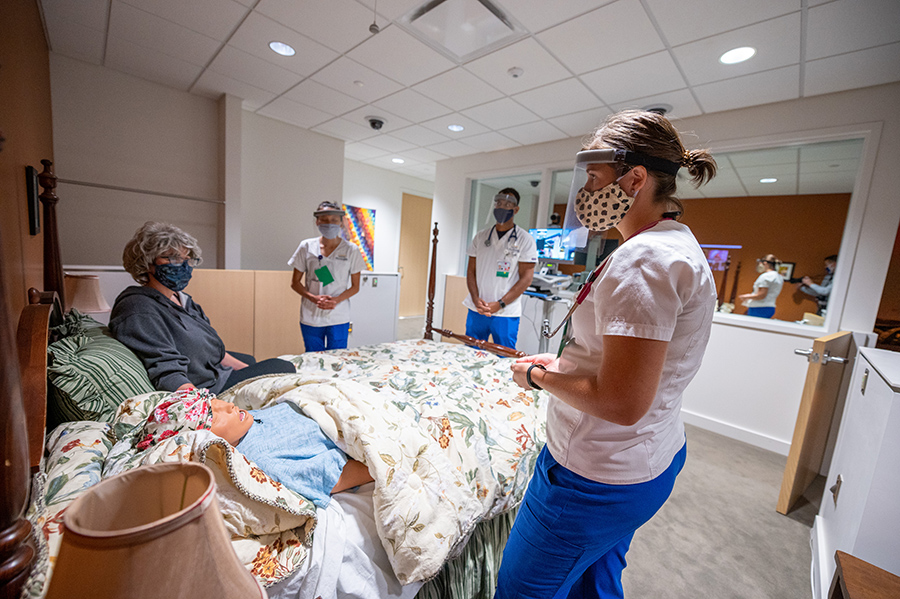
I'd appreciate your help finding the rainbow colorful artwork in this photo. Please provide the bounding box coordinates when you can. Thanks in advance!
[342,204,375,270]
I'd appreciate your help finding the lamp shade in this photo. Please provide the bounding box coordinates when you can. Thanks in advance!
[63,274,111,313]
[45,461,266,599]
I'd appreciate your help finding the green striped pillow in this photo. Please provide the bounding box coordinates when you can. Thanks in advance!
[47,334,155,424]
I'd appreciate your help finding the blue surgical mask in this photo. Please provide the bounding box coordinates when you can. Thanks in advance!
[318,224,342,239]
[494,208,514,224]
[153,261,193,292]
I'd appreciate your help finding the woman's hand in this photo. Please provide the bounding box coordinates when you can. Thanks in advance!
[510,353,557,390]
[316,295,337,310]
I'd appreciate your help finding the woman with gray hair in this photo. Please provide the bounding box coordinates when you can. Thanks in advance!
[110,222,294,393]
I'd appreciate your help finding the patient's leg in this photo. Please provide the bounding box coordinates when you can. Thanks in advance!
[331,459,374,494]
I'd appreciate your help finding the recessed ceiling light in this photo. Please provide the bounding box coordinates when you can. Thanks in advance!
[354,80,365,87]
[447,124,464,132]
[268,41,295,56]
[760,178,777,183]
[392,158,405,164]
[719,46,756,64]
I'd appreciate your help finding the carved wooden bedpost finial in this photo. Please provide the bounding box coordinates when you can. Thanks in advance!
[38,160,65,310]
[424,222,439,340]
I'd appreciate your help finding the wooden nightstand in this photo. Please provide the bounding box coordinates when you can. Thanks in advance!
[829,551,900,599]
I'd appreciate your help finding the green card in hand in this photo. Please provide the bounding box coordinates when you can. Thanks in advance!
[314,264,335,286]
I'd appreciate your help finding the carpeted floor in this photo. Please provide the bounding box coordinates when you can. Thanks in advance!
[622,424,819,598]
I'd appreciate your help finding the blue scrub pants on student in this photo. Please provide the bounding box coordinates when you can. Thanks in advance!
[495,443,687,599]
[466,310,520,348]
[746,306,776,318]
[301,323,350,351]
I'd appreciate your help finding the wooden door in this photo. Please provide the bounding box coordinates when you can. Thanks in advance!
[398,193,433,317]
[776,331,853,515]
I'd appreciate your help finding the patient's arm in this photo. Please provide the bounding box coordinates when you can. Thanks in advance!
[331,459,373,493]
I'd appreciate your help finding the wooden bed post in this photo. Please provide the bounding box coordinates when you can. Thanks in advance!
[424,222,438,340]
[38,159,65,310]
[0,235,36,598]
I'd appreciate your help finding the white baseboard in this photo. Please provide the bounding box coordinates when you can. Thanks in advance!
[682,409,791,456]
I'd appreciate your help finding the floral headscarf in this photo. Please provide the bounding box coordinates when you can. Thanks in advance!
[136,388,214,451]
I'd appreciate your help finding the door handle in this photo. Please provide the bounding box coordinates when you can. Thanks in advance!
[822,350,847,365]
[794,348,820,363]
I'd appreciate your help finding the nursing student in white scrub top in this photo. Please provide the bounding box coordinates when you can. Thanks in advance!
[289,201,366,351]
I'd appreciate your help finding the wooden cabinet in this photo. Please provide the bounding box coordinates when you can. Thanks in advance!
[811,348,900,599]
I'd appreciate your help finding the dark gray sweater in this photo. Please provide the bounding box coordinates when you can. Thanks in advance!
[109,286,231,393]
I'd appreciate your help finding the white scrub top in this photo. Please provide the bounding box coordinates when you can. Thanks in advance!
[288,237,366,327]
[463,224,537,318]
[747,270,783,308]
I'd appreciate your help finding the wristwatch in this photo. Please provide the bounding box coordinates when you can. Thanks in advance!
[498,298,507,309]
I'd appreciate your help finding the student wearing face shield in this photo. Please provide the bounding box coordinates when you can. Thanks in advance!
[463,187,538,349]
[495,111,718,599]
[288,202,366,351]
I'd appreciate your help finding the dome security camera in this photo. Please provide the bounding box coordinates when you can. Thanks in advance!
[366,116,386,130]
[530,180,539,187]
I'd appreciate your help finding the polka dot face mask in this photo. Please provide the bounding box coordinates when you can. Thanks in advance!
[573,180,634,232]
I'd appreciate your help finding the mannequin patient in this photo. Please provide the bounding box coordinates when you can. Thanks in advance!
[138,388,373,508]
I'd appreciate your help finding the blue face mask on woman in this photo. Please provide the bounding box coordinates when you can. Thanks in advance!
[153,261,193,292]
[318,224,342,239]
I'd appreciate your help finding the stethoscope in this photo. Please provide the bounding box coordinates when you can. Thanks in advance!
[484,225,518,247]
[544,217,677,354]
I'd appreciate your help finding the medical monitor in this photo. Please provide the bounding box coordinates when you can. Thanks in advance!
[530,228,574,263]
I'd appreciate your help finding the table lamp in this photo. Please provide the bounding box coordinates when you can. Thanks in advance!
[63,274,111,314]
[45,461,266,598]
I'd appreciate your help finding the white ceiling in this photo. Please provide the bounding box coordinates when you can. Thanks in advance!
[38,0,900,182]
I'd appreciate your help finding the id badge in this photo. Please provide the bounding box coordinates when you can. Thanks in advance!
[314,264,335,285]
[496,260,511,278]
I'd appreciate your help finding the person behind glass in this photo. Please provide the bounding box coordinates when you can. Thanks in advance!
[737,254,784,319]
[463,188,538,349]
[798,254,837,315]
[289,201,366,352]
[110,222,296,393]
[496,110,718,599]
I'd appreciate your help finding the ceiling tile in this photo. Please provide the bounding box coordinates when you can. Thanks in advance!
[547,107,613,138]
[806,0,900,60]
[44,17,106,64]
[672,14,801,87]
[344,141,390,160]
[645,0,798,47]
[799,171,857,195]
[800,158,859,177]
[799,139,864,163]
[210,45,302,94]
[462,98,540,129]
[464,38,570,94]
[347,26,456,86]
[513,78,604,119]
[109,2,221,67]
[283,79,365,116]
[105,35,203,90]
[42,0,109,29]
[420,113,490,138]
[537,0,664,74]
[310,57,404,103]
[804,42,900,98]
[692,65,799,114]
[398,147,451,162]
[428,139,480,157]
[227,11,339,76]
[312,117,380,142]
[743,176,798,196]
[504,0,617,34]
[459,131,519,153]
[609,88,702,119]
[396,163,437,180]
[119,0,248,41]
[355,0,422,23]
[256,96,334,129]
[412,67,503,111]
[581,51,686,105]
[694,171,748,198]
[340,106,413,133]
[255,0,373,53]
[362,155,415,170]
[372,89,453,123]
[498,121,569,146]
[390,125,451,146]
[192,69,277,109]
[726,146,798,168]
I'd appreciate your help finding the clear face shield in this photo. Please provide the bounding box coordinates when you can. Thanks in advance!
[558,149,625,259]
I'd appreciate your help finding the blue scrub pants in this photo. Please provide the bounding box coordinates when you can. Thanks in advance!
[495,443,687,599]
[466,310,520,349]
[301,323,350,351]
[746,306,775,318]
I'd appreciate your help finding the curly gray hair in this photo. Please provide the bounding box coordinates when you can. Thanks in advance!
[122,222,203,285]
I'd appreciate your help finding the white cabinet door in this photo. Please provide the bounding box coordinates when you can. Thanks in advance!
[347,272,399,347]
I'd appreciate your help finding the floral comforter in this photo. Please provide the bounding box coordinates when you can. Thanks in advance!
[30,339,546,593]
